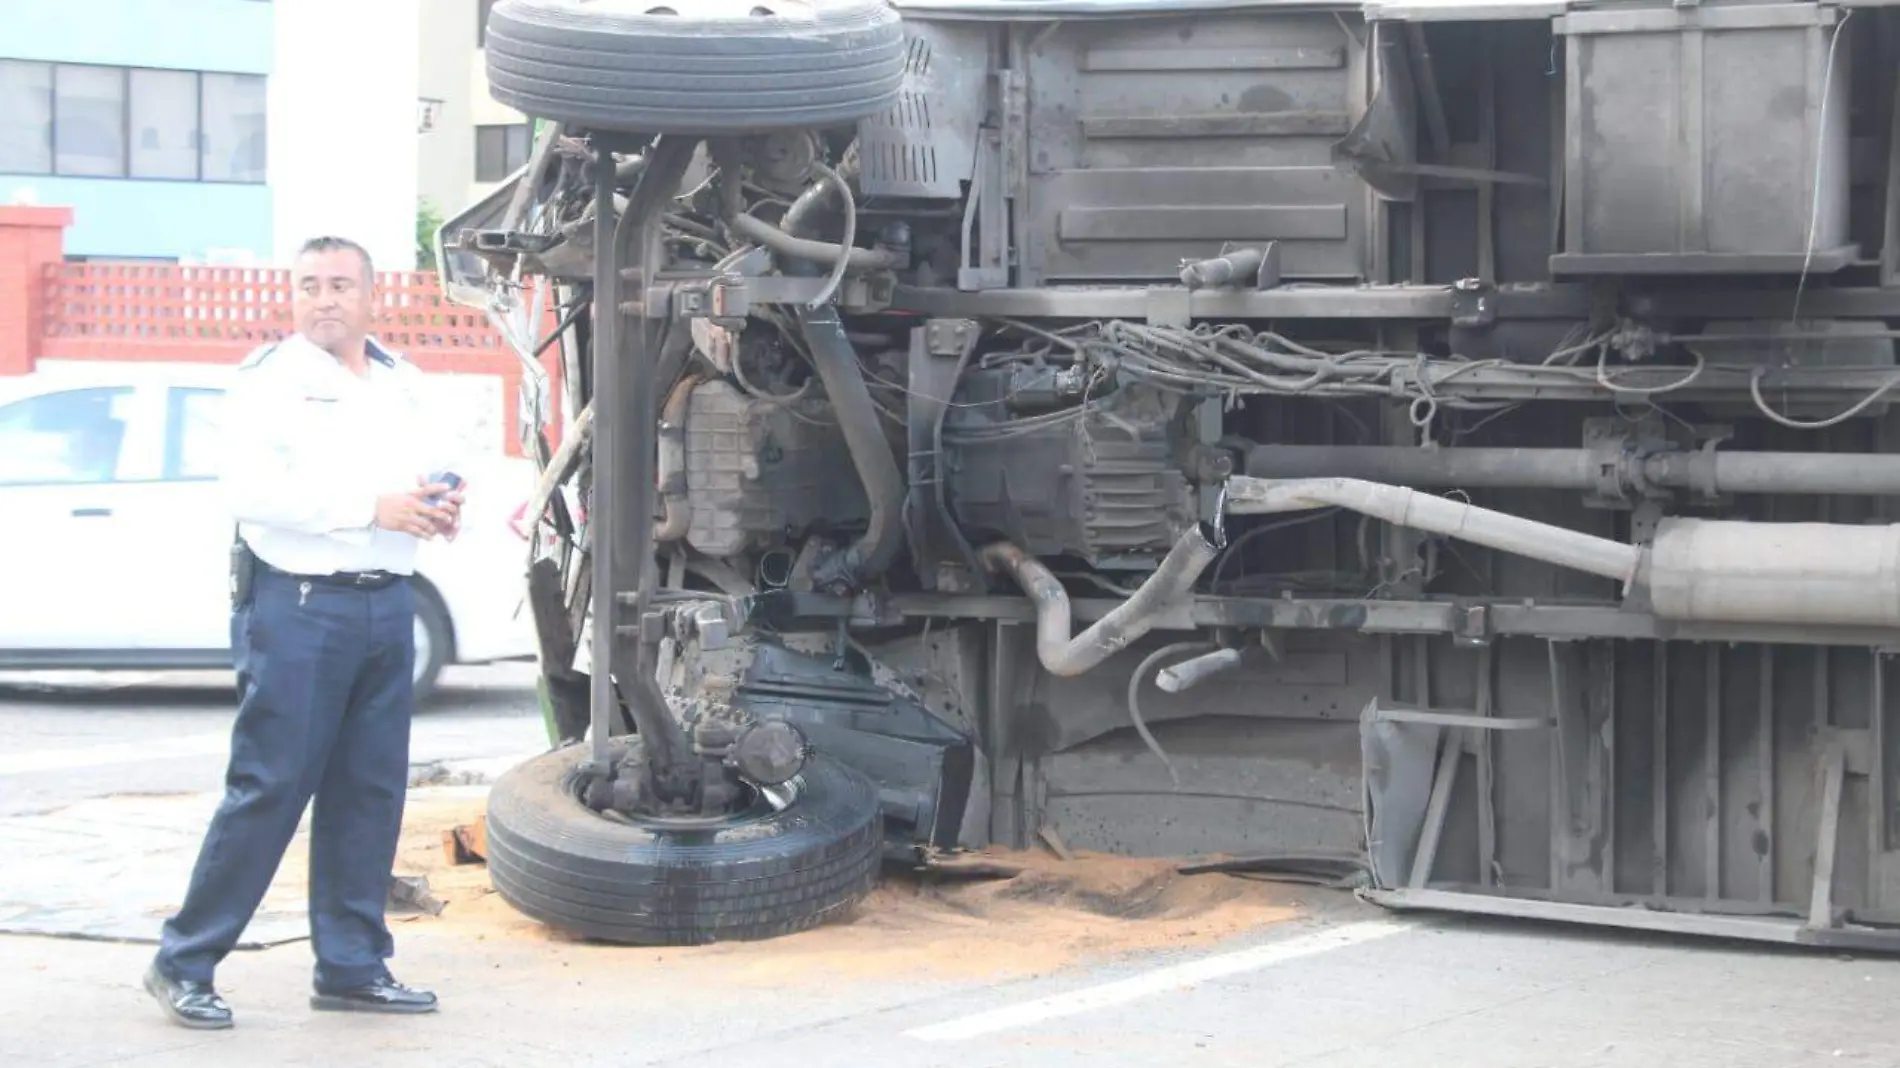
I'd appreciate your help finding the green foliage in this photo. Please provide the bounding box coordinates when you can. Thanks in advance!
[416,197,446,271]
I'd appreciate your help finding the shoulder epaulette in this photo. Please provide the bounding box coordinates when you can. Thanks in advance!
[366,337,404,369]
[237,341,281,371]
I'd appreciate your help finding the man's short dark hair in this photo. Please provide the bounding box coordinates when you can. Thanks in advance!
[297,235,374,282]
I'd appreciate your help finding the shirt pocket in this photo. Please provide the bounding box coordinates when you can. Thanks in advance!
[292,390,344,437]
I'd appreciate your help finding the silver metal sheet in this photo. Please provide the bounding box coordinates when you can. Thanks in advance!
[1019,9,1368,284]
[1362,0,1565,20]
[1040,717,1365,858]
[896,0,1573,17]
[856,22,989,199]
[1556,2,1854,273]
[896,0,1373,17]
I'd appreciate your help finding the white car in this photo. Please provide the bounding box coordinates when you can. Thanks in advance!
[0,362,538,700]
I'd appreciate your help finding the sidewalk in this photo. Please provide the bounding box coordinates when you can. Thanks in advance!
[0,758,518,947]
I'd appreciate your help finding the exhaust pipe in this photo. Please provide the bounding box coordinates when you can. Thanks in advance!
[1226,476,1642,590]
[1227,475,1900,628]
[982,523,1225,677]
[980,474,1900,661]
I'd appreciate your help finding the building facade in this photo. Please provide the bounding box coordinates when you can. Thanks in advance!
[0,0,274,263]
[0,0,420,271]
[418,0,532,233]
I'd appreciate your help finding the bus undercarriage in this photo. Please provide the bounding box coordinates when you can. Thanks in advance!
[443,0,1900,950]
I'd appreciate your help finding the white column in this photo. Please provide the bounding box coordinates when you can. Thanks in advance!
[268,0,422,272]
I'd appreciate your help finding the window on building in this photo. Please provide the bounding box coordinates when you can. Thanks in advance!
[201,72,268,182]
[0,61,266,183]
[131,68,200,180]
[54,65,126,178]
[479,0,500,46]
[65,254,179,264]
[0,61,53,173]
[475,123,531,182]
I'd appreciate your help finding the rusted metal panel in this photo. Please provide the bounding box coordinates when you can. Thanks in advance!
[1553,3,1857,274]
[1020,11,1368,284]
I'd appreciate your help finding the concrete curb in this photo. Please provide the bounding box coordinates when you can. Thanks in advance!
[407,751,541,788]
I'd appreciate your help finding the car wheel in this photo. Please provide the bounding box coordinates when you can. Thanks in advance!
[484,738,884,944]
[484,0,908,134]
[411,587,452,704]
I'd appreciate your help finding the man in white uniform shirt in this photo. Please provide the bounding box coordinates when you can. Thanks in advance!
[144,236,463,1029]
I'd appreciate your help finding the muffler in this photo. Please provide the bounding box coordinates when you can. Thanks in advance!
[1645,518,1900,627]
[1226,475,1900,629]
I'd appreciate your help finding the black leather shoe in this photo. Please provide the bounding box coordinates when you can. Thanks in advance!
[143,962,233,1030]
[310,973,438,1014]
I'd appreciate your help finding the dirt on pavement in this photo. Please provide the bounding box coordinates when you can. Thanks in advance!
[351,789,1303,984]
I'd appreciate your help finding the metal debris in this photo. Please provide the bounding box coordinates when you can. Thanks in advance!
[388,875,447,916]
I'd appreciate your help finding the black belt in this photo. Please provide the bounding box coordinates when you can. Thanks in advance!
[264,564,405,590]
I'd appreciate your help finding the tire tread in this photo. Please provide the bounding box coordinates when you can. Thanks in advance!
[484,741,884,945]
[485,0,907,134]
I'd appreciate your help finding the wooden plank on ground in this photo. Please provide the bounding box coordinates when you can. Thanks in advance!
[443,817,488,865]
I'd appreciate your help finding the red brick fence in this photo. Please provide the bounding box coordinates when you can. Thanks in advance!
[0,206,562,457]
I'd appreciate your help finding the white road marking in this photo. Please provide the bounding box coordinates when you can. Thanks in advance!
[0,732,231,776]
[903,919,1412,1043]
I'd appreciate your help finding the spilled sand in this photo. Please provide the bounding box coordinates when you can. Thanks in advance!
[320,789,1303,985]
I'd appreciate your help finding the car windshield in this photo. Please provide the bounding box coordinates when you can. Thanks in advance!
[0,386,135,485]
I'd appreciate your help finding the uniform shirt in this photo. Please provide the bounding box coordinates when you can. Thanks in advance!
[221,333,460,577]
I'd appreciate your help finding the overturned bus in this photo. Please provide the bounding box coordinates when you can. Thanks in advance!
[441,0,1900,950]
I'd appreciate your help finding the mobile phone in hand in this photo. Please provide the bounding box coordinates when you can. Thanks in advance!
[425,470,463,507]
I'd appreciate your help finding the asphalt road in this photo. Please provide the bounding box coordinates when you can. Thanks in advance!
[4,665,1899,1067]
[7,894,1900,1068]
[0,663,549,817]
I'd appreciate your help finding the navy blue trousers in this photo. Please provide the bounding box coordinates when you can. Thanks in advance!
[156,568,415,991]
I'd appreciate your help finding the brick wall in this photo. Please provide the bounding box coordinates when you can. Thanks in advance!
[0,207,74,377]
[0,205,563,457]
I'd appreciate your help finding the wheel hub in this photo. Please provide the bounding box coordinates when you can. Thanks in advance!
[580,716,810,823]
[592,775,792,830]
[730,720,808,786]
